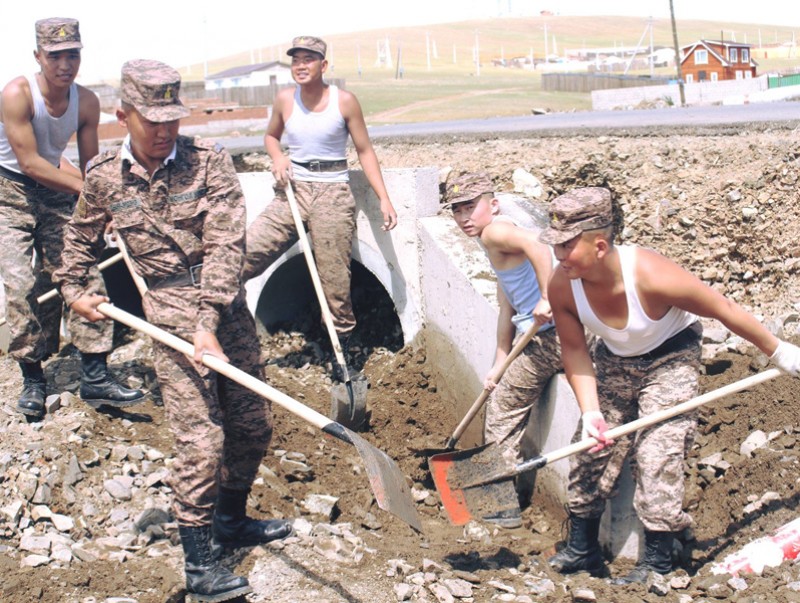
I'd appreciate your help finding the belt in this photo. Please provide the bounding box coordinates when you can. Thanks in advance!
[291,159,348,172]
[0,164,40,188]
[145,264,203,290]
[624,323,701,362]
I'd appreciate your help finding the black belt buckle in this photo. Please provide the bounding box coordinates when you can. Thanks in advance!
[307,160,322,172]
[189,264,202,287]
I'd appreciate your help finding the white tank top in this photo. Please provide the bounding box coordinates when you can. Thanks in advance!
[284,84,349,183]
[0,74,79,173]
[570,245,697,356]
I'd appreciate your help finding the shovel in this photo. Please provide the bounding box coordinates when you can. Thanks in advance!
[430,368,783,525]
[0,252,124,354]
[444,318,543,450]
[0,251,123,329]
[283,184,368,431]
[92,301,422,532]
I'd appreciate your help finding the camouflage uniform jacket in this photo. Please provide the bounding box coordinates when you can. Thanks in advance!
[57,135,245,333]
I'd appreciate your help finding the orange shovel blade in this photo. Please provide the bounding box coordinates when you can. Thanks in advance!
[429,444,519,526]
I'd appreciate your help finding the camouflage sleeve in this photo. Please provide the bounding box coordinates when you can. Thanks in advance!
[54,176,110,306]
[197,145,246,333]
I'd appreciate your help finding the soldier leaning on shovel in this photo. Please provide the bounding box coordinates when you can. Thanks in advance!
[55,59,293,603]
[540,187,800,584]
[243,35,397,381]
[0,17,144,419]
[442,171,563,528]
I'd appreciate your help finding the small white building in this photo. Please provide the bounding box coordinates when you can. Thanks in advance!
[205,62,292,91]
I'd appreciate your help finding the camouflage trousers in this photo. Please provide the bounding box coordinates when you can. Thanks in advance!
[0,176,112,362]
[242,181,357,335]
[566,322,703,532]
[484,327,561,465]
[147,295,272,526]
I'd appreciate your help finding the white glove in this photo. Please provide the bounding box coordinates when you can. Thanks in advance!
[770,340,800,376]
[581,410,606,441]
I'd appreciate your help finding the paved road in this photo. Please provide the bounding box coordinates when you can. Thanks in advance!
[214,101,800,154]
[85,101,800,159]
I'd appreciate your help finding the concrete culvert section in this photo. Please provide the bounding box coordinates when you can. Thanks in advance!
[253,255,405,372]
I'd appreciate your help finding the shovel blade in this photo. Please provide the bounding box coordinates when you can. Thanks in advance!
[430,443,519,525]
[327,422,422,532]
[331,379,369,431]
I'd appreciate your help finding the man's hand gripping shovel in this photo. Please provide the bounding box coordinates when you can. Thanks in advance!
[430,369,783,525]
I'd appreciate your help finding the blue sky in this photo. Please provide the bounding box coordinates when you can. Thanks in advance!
[2,0,797,85]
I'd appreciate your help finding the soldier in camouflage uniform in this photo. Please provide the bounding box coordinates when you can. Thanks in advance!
[541,187,800,584]
[442,171,562,529]
[55,59,292,603]
[243,35,398,380]
[0,17,143,419]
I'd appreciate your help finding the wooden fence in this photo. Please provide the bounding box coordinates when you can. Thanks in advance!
[542,73,671,93]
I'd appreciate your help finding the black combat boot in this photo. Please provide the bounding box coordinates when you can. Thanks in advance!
[612,530,675,585]
[179,524,252,602]
[212,487,293,548]
[79,352,146,408]
[16,361,46,419]
[548,514,605,576]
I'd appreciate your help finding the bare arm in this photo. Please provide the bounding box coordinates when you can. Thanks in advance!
[482,220,554,323]
[340,90,397,231]
[549,269,599,414]
[485,286,516,390]
[1,77,84,194]
[75,85,100,175]
[264,89,291,185]
[637,248,779,356]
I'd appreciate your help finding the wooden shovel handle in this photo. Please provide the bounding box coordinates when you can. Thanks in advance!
[519,368,784,474]
[96,302,338,432]
[0,252,124,328]
[115,237,148,296]
[283,184,350,380]
[446,319,542,448]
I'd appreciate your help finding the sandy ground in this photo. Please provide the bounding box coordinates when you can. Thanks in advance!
[3,117,800,602]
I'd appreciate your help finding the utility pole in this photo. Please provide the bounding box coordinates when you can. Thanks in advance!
[203,15,209,79]
[475,30,481,76]
[649,16,654,78]
[669,0,686,107]
[395,42,403,79]
[544,22,549,62]
[426,32,431,71]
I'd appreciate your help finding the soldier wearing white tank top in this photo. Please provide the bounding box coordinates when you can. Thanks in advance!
[244,35,398,383]
[0,17,144,420]
[541,187,800,584]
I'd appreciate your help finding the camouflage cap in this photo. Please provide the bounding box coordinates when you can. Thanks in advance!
[35,18,83,52]
[442,172,494,208]
[287,36,327,58]
[120,59,190,123]
[539,187,613,245]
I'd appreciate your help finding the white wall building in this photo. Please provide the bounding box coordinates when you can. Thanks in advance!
[205,62,292,91]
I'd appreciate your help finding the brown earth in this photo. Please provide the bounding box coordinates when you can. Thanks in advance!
[3,121,800,602]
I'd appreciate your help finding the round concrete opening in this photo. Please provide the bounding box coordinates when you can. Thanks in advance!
[254,255,404,352]
[101,249,144,318]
